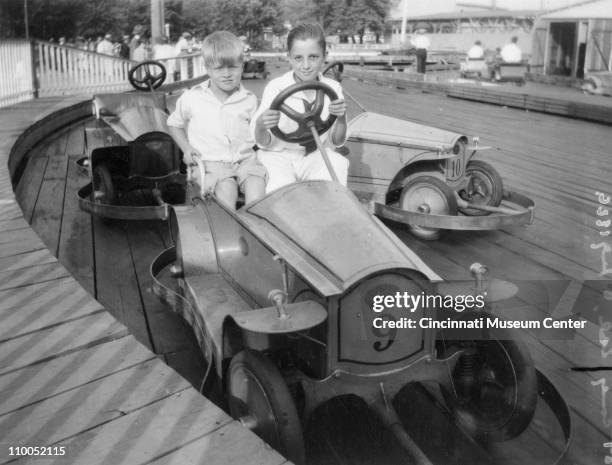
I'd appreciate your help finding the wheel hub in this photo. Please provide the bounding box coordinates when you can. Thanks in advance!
[417,203,430,213]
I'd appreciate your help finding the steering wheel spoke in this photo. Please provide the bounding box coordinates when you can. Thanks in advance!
[279,103,303,122]
[311,90,326,115]
[286,125,311,140]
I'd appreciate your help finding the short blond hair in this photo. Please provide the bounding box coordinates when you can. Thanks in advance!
[202,31,244,68]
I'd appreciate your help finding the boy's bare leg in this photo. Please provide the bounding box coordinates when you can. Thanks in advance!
[243,176,266,205]
[215,178,239,209]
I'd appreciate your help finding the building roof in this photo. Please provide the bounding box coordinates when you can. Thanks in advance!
[540,0,612,20]
[390,9,541,22]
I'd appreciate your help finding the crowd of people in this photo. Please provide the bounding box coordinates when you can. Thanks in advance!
[49,31,202,62]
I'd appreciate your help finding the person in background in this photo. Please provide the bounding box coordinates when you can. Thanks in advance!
[132,38,148,62]
[118,35,130,60]
[501,36,522,63]
[129,34,140,60]
[411,28,430,74]
[175,32,192,55]
[467,40,485,60]
[488,46,503,80]
[96,33,114,56]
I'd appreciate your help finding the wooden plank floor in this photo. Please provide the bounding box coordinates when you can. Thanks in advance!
[345,66,612,124]
[0,98,286,465]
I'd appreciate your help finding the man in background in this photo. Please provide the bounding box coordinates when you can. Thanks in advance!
[501,36,522,63]
[467,40,485,60]
[411,28,430,74]
[96,33,114,56]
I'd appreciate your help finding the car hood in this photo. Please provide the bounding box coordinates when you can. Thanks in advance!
[93,93,170,142]
[348,112,463,151]
[241,181,441,294]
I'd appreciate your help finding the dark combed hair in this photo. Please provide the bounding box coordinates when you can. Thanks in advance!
[287,23,326,54]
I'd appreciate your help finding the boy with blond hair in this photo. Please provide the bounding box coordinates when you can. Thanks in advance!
[168,31,266,208]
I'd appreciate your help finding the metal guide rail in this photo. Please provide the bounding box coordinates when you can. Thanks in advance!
[374,190,535,230]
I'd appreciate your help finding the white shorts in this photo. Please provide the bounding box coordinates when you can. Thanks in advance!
[258,148,349,193]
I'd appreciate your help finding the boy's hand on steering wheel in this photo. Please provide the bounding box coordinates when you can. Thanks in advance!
[328,99,346,117]
[257,109,281,130]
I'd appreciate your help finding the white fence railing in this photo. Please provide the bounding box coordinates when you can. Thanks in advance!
[0,40,208,108]
[0,41,35,107]
[36,41,133,96]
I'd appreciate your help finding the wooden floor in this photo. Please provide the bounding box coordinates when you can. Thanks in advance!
[0,98,286,465]
[345,65,612,124]
[1,67,611,465]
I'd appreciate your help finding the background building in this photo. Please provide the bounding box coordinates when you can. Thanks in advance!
[531,0,612,78]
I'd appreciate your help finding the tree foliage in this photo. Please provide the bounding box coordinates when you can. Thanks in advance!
[1,0,390,44]
[282,0,391,43]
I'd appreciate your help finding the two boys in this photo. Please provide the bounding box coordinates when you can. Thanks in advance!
[167,31,266,209]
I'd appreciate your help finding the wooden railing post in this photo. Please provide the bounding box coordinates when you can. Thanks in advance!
[30,40,39,98]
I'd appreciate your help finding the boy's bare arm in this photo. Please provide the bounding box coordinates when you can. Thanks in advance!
[168,126,199,164]
[254,109,280,147]
[329,99,347,146]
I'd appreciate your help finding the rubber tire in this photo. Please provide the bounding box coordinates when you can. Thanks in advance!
[440,331,537,442]
[399,175,458,240]
[92,164,116,205]
[459,160,504,216]
[227,350,305,465]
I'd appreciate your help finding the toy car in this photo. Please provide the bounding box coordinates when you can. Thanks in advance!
[242,57,269,79]
[492,62,528,85]
[78,61,188,220]
[460,58,488,79]
[321,61,534,240]
[345,112,534,240]
[151,81,570,464]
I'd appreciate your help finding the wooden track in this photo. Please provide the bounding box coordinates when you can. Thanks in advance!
[0,98,286,465]
[2,66,611,464]
[345,66,612,124]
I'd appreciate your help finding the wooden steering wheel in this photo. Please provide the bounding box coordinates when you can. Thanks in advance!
[269,81,338,144]
[128,61,167,91]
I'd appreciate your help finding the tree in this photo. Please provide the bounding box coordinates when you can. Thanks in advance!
[182,0,218,38]
[282,0,336,31]
[329,0,391,44]
[214,0,284,42]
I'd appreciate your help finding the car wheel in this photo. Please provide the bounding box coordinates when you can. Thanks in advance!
[440,329,537,442]
[459,160,503,216]
[227,350,305,465]
[400,176,457,240]
[92,164,116,205]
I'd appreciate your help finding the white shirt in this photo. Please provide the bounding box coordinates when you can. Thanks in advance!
[167,81,257,163]
[411,34,430,50]
[96,39,114,56]
[153,44,176,60]
[501,43,522,63]
[467,45,485,59]
[175,37,190,54]
[251,71,345,156]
